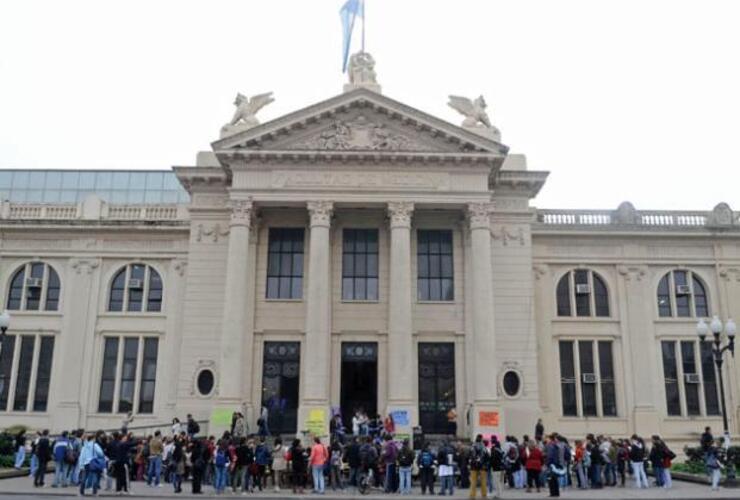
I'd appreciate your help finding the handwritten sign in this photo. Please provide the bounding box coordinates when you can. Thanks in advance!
[391,410,410,426]
[479,411,500,427]
[210,408,232,428]
[306,408,326,437]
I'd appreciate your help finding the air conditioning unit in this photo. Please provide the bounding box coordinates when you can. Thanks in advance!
[575,284,591,295]
[25,277,42,288]
[582,373,597,384]
[684,373,701,384]
[128,279,144,289]
[676,284,691,295]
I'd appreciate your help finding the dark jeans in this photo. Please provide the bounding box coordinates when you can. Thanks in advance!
[527,469,541,488]
[34,459,48,486]
[589,463,602,488]
[114,462,128,492]
[192,465,204,494]
[548,471,560,497]
[79,467,100,496]
[420,467,435,494]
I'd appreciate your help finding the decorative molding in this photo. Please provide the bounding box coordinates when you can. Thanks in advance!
[190,359,217,397]
[467,202,494,230]
[719,267,740,283]
[307,201,334,227]
[173,260,188,277]
[617,264,647,281]
[491,226,525,246]
[195,223,230,243]
[533,264,549,280]
[229,198,253,228]
[71,258,99,275]
[493,198,529,212]
[270,171,450,191]
[292,115,427,152]
[707,202,735,228]
[387,202,414,228]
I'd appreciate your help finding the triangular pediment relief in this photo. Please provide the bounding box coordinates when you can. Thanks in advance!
[212,88,508,157]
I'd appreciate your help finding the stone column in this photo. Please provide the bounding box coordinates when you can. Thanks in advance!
[467,202,502,436]
[386,202,416,433]
[299,201,333,438]
[217,199,253,417]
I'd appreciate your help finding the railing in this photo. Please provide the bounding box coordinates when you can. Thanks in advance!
[536,208,723,229]
[0,201,187,222]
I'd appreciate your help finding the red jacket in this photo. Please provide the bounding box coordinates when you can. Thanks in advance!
[525,447,544,471]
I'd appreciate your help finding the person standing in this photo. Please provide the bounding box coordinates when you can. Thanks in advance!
[186,414,201,438]
[705,441,722,491]
[629,434,648,489]
[525,440,543,493]
[108,432,131,494]
[189,438,206,494]
[381,434,398,493]
[344,436,361,487]
[437,440,455,496]
[545,433,562,498]
[469,434,489,498]
[213,439,229,495]
[233,413,246,439]
[309,436,328,494]
[257,406,270,437]
[290,438,307,494]
[79,434,105,496]
[146,431,164,487]
[417,442,435,495]
[271,437,287,492]
[701,426,714,451]
[489,436,505,499]
[170,435,186,493]
[254,437,270,491]
[397,438,415,495]
[52,431,70,488]
[14,430,26,469]
[649,435,665,488]
[535,419,545,443]
[33,429,51,488]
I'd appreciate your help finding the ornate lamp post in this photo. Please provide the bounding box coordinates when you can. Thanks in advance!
[0,310,10,396]
[697,315,737,486]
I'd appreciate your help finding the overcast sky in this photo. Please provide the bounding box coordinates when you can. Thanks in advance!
[1,0,738,209]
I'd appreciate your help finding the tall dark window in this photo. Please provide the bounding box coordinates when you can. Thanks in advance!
[418,343,456,433]
[12,336,35,411]
[417,230,454,301]
[98,338,119,413]
[559,339,617,417]
[266,228,304,299]
[0,336,16,410]
[118,338,139,413]
[661,339,719,416]
[657,270,709,318]
[6,262,61,311]
[108,264,163,312]
[98,336,159,414]
[261,342,300,434]
[342,229,379,301]
[556,269,610,318]
[33,337,55,411]
[138,338,158,414]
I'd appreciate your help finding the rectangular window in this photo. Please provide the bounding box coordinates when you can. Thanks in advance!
[32,337,54,411]
[559,341,578,416]
[417,230,454,301]
[342,229,379,301]
[559,339,617,417]
[681,341,701,416]
[674,271,691,317]
[661,341,681,416]
[700,342,721,416]
[574,270,591,316]
[266,228,305,300]
[0,336,16,410]
[98,336,159,415]
[12,336,35,411]
[127,265,145,312]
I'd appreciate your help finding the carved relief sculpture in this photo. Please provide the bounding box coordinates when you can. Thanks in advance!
[294,115,423,152]
[387,201,414,228]
[448,95,500,137]
[307,201,334,227]
[220,92,275,138]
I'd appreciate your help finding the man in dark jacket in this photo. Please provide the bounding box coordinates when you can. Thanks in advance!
[344,437,361,487]
[108,432,133,494]
[34,430,52,487]
[545,434,562,498]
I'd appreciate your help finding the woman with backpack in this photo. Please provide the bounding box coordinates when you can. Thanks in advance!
[417,442,436,495]
[213,439,229,495]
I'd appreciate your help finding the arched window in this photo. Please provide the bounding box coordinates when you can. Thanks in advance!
[657,270,709,318]
[556,269,610,317]
[6,262,60,311]
[108,264,163,312]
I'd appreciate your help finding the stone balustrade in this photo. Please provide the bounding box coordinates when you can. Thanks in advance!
[0,199,188,222]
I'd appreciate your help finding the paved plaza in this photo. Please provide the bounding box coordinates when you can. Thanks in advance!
[1,474,740,500]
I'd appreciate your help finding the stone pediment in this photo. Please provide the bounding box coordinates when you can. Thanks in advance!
[211,88,508,158]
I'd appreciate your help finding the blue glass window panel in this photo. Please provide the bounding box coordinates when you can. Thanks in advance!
[128,190,145,203]
[59,190,77,203]
[79,172,95,189]
[110,191,127,203]
[11,190,27,202]
[97,191,112,201]
[112,172,130,189]
[161,191,178,203]
[129,173,146,189]
[0,171,12,188]
[29,171,46,187]
[95,172,113,189]
[144,190,162,203]
[42,189,61,203]
[146,172,164,190]
[61,171,79,189]
[0,190,10,201]
[163,174,181,189]
[26,190,43,202]
[45,171,62,189]
[12,171,29,188]
[77,190,94,201]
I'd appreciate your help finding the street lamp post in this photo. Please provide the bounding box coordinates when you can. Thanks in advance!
[698,315,738,487]
[0,310,10,397]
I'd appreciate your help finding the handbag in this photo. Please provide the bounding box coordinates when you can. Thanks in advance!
[89,456,106,473]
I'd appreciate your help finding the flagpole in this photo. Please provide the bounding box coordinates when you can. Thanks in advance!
[361,0,366,52]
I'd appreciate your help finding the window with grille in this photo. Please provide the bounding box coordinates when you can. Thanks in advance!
[108,264,163,312]
[97,336,159,414]
[661,340,720,417]
[417,230,454,302]
[556,269,610,317]
[558,340,617,417]
[342,229,379,301]
[6,262,60,311]
[0,334,55,413]
[657,270,709,318]
[266,228,304,300]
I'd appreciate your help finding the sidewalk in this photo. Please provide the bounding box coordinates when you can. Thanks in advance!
[1,473,740,500]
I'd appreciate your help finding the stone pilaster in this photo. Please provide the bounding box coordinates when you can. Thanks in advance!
[386,201,416,432]
[217,199,253,418]
[299,201,333,438]
[467,202,503,437]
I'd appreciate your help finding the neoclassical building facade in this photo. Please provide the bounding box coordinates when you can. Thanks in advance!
[1,83,739,446]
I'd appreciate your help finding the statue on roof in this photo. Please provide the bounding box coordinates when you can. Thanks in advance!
[220,92,275,138]
[448,95,501,140]
[344,52,381,93]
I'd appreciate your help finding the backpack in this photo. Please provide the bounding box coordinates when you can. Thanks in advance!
[490,448,504,471]
[398,447,414,467]
[65,446,78,465]
[420,450,434,468]
[215,449,228,467]
[471,443,486,469]
[190,421,200,435]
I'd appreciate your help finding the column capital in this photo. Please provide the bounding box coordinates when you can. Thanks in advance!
[467,202,494,230]
[229,198,253,228]
[387,201,414,228]
[307,200,334,227]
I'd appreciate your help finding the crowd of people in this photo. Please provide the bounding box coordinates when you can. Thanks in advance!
[9,413,733,497]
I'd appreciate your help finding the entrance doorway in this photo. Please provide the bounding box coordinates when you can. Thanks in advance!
[261,342,300,435]
[340,342,377,429]
[418,342,456,434]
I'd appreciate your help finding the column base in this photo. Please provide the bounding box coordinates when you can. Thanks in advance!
[470,403,504,441]
[297,403,330,442]
[385,403,418,440]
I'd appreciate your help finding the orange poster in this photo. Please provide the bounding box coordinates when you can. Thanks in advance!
[479,411,499,427]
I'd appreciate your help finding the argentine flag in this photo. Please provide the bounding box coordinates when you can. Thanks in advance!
[340,0,364,72]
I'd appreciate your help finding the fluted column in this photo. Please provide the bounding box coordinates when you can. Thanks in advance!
[303,201,334,404]
[218,199,253,403]
[386,202,416,425]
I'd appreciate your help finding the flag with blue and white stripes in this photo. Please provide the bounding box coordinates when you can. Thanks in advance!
[340,0,364,72]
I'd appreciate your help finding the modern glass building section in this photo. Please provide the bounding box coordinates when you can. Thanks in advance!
[0,170,189,204]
